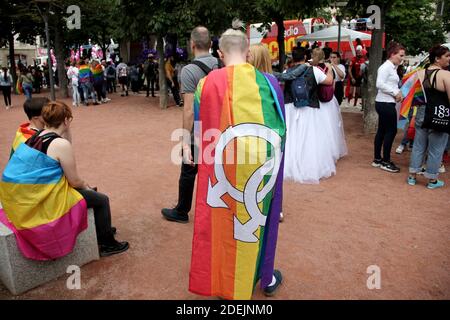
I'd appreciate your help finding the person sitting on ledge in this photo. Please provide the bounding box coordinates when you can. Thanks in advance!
[0,101,129,260]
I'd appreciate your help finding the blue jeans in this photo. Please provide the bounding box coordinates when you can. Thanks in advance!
[409,106,449,179]
[80,82,96,103]
[23,83,33,100]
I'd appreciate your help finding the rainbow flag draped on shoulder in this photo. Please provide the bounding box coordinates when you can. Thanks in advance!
[78,64,91,83]
[91,64,104,84]
[399,70,426,120]
[189,63,286,300]
[9,122,37,158]
[0,142,87,261]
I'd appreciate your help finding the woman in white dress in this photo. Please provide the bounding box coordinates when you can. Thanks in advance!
[274,47,347,184]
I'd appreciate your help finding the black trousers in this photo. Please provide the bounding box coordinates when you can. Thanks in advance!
[94,82,106,101]
[374,101,398,162]
[77,188,114,245]
[334,81,344,105]
[146,77,155,97]
[167,80,181,105]
[1,85,11,106]
[175,144,198,214]
[106,78,115,93]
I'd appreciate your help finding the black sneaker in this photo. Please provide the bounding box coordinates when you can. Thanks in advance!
[381,161,400,173]
[99,240,129,257]
[371,159,382,168]
[111,227,117,235]
[161,208,189,224]
[263,269,283,297]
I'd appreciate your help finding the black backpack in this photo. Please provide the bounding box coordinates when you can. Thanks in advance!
[290,66,319,108]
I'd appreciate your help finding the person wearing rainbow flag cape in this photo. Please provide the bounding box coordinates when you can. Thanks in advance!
[9,97,50,159]
[91,60,107,104]
[0,101,129,260]
[189,21,285,300]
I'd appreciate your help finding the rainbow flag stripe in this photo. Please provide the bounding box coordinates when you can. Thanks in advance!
[0,143,87,261]
[78,64,91,83]
[400,70,426,120]
[92,65,104,83]
[190,63,286,300]
[9,122,37,158]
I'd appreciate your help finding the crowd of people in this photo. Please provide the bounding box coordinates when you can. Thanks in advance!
[0,21,449,301]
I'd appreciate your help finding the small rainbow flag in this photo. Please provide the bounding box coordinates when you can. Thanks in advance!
[0,142,87,261]
[9,122,38,158]
[78,64,91,83]
[190,63,286,300]
[399,70,426,120]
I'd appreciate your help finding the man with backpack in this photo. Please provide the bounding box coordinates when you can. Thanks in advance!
[106,61,117,94]
[161,26,219,223]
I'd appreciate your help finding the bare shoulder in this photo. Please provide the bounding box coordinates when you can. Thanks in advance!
[46,138,72,160]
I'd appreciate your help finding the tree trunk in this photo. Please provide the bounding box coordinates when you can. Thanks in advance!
[363,6,385,134]
[8,31,17,93]
[157,34,167,109]
[54,20,68,98]
[275,15,286,71]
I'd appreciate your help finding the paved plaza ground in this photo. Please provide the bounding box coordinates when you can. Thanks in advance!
[0,92,449,300]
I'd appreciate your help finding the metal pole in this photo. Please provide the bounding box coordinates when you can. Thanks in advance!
[43,8,55,100]
[337,17,342,55]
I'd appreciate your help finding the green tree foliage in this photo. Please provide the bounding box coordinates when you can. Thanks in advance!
[386,0,445,55]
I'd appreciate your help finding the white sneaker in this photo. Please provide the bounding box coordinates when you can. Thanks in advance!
[396,144,405,154]
[105,98,111,102]
[439,164,446,173]
[279,212,284,222]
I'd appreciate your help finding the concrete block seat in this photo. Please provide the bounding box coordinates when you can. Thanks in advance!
[0,207,99,295]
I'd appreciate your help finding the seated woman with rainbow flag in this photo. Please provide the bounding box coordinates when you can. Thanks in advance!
[0,101,129,260]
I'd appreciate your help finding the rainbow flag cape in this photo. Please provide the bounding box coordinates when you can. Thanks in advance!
[9,122,37,158]
[399,70,426,120]
[91,64,104,84]
[189,63,286,300]
[0,143,87,261]
[78,64,91,83]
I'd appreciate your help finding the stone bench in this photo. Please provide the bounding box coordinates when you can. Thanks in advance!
[0,208,99,295]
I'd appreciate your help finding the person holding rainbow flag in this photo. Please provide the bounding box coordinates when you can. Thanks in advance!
[189,20,285,300]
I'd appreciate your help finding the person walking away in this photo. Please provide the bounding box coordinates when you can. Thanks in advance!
[106,61,116,94]
[372,42,406,173]
[0,67,13,109]
[189,21,285,300]
[165,55,182,106]
[161,26,219,223]
[116,58,129,96]
[91,60,107,103]
[19,67,34,100]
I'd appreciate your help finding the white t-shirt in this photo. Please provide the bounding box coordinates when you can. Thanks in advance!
[332,64,346,82]
[67,66,79,86]
[313,66,327,84]
[350,19,357,30]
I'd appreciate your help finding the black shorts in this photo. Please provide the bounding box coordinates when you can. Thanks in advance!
[118,76,128,85]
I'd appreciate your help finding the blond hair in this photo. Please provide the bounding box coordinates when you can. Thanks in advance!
[249,43,273,73]
[219,19,248,54]
[311,48,325,66]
